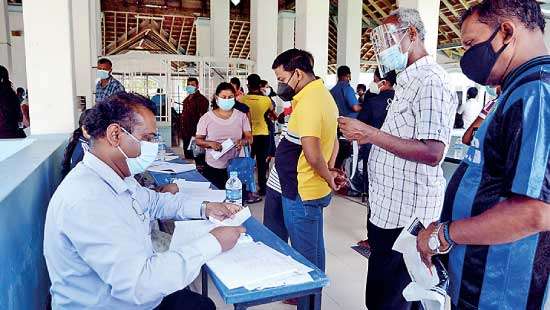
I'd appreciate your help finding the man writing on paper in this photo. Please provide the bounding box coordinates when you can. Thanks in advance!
[44,92,244,310]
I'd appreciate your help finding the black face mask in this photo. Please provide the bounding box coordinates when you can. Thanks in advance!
[460,28,509,85]
[277,71,297,101]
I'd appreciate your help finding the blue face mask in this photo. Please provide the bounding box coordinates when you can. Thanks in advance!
[377,29,411,73]
[97,69,110,80]
[186,85,197,94]
[485,86,497,97]
[217,97,235,111]
[118,128,159,176]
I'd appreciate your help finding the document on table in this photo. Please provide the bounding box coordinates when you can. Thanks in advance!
[210,138,235,160]
[176,189,226,202]
[209,207,251,226]
[147,162,196,174]
[170,220,253,251]
[172,178,211,190]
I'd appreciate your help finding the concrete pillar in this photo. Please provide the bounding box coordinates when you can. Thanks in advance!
[89,0,102,106]
[8,6,26,89]
[397,0,440,56]
[545,18,550,50]
[0,0,12,73]
[251,0,278,86]
[210,0,229,60]
[295,0,329,79]
[23,0,77,134]
[277,10,295,54]
[72,0,93,108]
[195,17,211,57]
[337,0,362,86]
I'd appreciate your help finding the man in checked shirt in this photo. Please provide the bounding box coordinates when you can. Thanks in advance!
[339,8,457,310]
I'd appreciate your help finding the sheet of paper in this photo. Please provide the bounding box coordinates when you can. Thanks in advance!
[350,140,359,179]
[147,162,196,174]
[170,220,253,250]
[209,207,251,227]
[176,189,226,202]
[211,138,235,160]
[173,179,211,190]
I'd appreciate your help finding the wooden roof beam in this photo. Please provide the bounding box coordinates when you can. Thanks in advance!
[239,31,250,59]
[186,22,195,54]
[439,12,461,37]
[441,0,459,17]
[230,22,245,58]
[363,3,382,25]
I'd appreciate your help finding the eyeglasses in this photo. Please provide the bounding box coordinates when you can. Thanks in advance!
[130,197,146,222]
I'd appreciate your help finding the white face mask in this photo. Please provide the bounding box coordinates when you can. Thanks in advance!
[118,127,159,175]
[369,81,381,95]
[261,88,270,96]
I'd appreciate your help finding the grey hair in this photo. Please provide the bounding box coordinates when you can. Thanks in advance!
[389,8,426,41]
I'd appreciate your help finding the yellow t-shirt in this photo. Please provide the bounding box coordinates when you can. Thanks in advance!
[240,94,272,136]
[287,79,338,200]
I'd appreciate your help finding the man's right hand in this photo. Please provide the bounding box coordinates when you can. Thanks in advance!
[210,226,246,252]
[209,141,223,151]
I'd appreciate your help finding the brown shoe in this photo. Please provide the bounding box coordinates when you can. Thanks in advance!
[357,239,370,248]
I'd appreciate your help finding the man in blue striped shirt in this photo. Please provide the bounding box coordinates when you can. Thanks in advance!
[95,58,125,103]
[416,1,549,309]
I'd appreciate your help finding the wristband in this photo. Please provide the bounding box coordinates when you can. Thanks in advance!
[443,221,456,247]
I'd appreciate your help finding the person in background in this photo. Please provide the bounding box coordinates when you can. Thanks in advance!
[19,88,30,129]
[16,87,25,103]
[95,58,125,103]
[180,77,209,164]
[331,65,360,170]
[456,86,482,129]
[61,109,92,178]
[462,85,501,145]
[44,92,244,309]
[272,49,340,310]
[260,79,277,164]
[339,8,457,309]
[195,82,253,190]
[356,83,367,104]
[230,77,244,102]
[352,69,397,247]
[240,74,276,196]
[150,88,166,117]
[0,65,25,138]
[417,2,549,309]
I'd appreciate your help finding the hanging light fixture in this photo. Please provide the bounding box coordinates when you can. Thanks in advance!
[231,0,240,6]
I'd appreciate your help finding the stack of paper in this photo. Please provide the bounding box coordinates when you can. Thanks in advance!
[147,162,196,174]
[176,189,226,203]
[172,178,211,190]
[210,138,236,160]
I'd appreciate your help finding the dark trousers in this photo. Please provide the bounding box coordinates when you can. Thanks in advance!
[203,164,228,190]
[263,187,289,242]
[335,138,352,169]
[182,136,194,160]
[251,135,269,194]
[155,289,215,310]
[366,221,421,310]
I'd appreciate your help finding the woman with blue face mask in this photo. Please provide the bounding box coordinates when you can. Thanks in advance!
[195,82,253,189]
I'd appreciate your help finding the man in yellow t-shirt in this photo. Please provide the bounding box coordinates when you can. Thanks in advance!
[240,74,276,195]
[272,50,339,308]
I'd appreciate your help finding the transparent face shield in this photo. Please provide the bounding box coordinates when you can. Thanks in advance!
[371,24,409,77]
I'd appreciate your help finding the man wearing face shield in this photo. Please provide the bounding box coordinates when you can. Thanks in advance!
[339,8,458,309]
[95,58,125,103]
[44,92,245,309]
[415,1,550,309]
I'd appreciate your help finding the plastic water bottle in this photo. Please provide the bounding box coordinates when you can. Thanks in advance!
[157,132,166,161]
[225,171,243,206]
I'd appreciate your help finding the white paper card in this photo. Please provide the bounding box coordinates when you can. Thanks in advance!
[211,138,235,160]
[209,207,251,227]
[173,179,211,190]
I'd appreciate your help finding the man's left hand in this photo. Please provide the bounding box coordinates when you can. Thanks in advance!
[206,202,242,220]
[416,222,438,269]
[338,117,378,144]
[156,183,179,194]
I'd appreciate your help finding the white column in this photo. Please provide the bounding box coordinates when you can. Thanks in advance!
[397,0,440,56]
[545,18,550,50]
[23,0,77,134]
[72,0,93,108]
[251,0,278,86]
[210,0,229,60]
[89,0,102,106]
[195,17,211,57]
[0,0,12,73]
[295,0,329,80]
[8,7,26,89]
[337,0,362,86]
[277,10,295,54]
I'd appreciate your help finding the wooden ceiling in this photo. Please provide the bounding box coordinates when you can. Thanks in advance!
[100,0,479,72]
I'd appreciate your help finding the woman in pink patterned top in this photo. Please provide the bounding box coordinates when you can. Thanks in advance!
[195,82,253,189]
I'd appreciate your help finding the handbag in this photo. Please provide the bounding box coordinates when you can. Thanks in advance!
[226,145,257,192]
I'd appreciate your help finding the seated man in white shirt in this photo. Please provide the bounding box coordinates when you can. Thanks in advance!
[44,92,244,310]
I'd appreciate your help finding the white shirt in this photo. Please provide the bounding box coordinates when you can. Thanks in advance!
[457,98,482,128]
[367,56,458,229]
[44,152,221,309]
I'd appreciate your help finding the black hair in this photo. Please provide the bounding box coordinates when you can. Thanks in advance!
[84,92,156,140]
[374,68,397,86]
[187,77,199,84]
[16,87,25,96]
[467,87,479,99]
[0,65,21,130]
[0,65,11,89]
[61,109,91,177]
[337,65,351,79]
[230,77,241,87]
[357,84,367,92]
[211,82,235,109]
[272,48,315,74]
[460,0,545,32]
[260,79,268,87]
[247,74,261,91]
[97,58,113,67]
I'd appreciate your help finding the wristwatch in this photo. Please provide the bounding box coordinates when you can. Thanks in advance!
[428,222,453,255]
[200,201,210,219]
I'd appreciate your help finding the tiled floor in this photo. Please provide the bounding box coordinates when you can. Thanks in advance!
[189,194,370,310]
